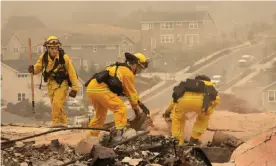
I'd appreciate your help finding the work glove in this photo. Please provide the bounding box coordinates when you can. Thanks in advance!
[162,111,172,121]
[28,65,34,73]
[133,107,141,120]
[69,90,77,98]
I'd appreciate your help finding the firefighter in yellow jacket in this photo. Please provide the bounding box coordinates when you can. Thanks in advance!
[163,75,220,145]
[85,52,149,137]
[28,36,79,127]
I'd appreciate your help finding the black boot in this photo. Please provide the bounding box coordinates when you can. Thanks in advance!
[189,137,201,146]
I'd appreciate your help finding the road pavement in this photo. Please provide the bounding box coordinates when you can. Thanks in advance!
[141,42,265,112]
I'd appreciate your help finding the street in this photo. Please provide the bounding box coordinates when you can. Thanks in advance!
[141,43,265,112]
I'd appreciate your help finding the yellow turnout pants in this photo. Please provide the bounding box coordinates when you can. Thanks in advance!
[172,92,219,145]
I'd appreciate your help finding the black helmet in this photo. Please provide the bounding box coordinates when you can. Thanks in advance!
[195,75,211,81]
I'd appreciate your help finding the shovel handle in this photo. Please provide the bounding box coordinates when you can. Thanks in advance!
[28,38,35,113]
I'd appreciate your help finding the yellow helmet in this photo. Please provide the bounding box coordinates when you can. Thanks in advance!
[125,52,149,69]
[43,36,61,47]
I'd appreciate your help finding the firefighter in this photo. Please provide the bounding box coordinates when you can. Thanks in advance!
[28,36,79,127]
[163,75,220,145]
[85,52,149,137]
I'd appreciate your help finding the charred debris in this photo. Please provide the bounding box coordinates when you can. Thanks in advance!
[1,125,243,166]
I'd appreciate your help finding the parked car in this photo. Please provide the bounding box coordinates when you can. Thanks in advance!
[65,98,81,106]
[238,55,254,67]
[242,54,254,62]
[238,59,248,67]
[211,75,221,87]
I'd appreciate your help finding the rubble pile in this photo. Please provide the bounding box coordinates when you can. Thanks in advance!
[2,134,214,166]
[217,93,261,114]
[1,140,84,166]
[112,135,211,166]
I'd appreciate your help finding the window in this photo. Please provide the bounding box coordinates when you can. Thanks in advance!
[36,46,43,54]
[82,60,88,72]
[268,90,276,102]
[160,35,174,44]
[160,23,173,30]
[71,45,82,50]
[121,44,127,53]
[176,22,182,26]
[94,64,100,71]
[18,93,26,101]
[185,34,199,46]
[106,45,116,49]
[149,23,154,29]
[13,48,19,53]
[189,22,199,29]
[129,44,133,52]
[17,73,28,78]
[93,46,97,52]
[141,23,150,30]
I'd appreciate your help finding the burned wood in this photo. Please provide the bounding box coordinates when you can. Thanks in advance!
[207,127,245,132]
[1,137,10,141]
[59,154,89,166]
[1,127,110,150]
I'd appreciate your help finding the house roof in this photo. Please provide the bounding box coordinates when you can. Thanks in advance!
[4,16,46,30]
[2,55,40,73]
[53,23,141,43]
[141,11,209,22]
[261,81,276,91]
[1,29,16,46]
[61,34,134,45]
[13,28,68,46]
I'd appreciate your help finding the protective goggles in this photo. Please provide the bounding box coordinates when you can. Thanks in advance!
[43,40,61,47]
[138,60,149,69]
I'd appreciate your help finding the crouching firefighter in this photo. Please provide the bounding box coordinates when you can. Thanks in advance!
[28,36,79,127]
[162,75,220,145]
[84,52,149,137]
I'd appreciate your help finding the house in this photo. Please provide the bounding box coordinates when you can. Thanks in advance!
[1,58,85,104]
[261,82,276,111]
[1,28,69,60]
[59,33,136,73]
[1,31,23,60]
[140,11,218,56]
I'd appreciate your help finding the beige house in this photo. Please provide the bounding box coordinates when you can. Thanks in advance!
[261,82,276,111]
[140,11,218,56]
[1,28,69,61]
[1,32,23,60]
[1,60,84,105]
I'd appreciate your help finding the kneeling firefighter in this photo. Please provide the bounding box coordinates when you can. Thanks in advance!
[28,36,79,127]
[85,52,149,136]
[163,75,220,145]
